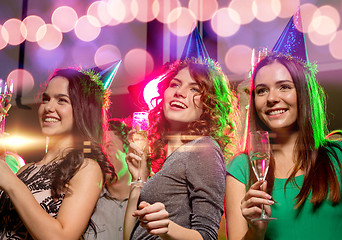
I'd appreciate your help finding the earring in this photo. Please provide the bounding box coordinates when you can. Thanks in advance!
[45,136,49,153]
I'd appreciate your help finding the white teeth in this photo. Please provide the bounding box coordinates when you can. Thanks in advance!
[170,101,187,109]
[44,117,59,123]
[268,109,286,115]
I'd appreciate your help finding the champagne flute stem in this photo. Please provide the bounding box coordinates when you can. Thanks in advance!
[137,158,141,181]
[260,203,267,219]
[259,180,267,219]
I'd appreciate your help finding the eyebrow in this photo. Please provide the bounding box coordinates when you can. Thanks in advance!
[42,92,70,98]
[255,80,294,88]
[172,78,199,86]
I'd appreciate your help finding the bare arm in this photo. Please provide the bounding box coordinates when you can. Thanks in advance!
[225,175,273,240]
[123,183,141,240]
[123,141,150,240]
[0,158,103,240]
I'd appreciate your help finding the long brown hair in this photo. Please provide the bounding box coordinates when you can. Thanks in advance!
[42,69,116,198]
[247,53,341,207]
[148,58,237,173]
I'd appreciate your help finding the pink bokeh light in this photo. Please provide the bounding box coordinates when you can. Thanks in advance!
[22,15,46,42]
[211,8,240,37]
[3,18,26,46]
[225,45,253,74]
[74,15,101,42]
[37,24,63,50]
[167,7,197,37]
[7,69,34,96]
[124,48,154,79]
[51,6,78,33]
[94,44,122,67]
[188,0,218,22]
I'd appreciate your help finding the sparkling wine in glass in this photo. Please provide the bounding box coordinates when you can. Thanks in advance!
[129,111,149,186]
[0,79,13,134]
[251,47,269,74]
[248,131,276,222]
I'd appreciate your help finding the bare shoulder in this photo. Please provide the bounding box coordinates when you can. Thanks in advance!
[82,157,102,168]
[68,158,103,192]
[75,158,103,178]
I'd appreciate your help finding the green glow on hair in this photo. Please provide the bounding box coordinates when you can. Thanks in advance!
[306,68,328,148]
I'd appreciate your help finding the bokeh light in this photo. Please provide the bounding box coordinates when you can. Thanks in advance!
[329,30,342,60]
[188,0,218,22]
[88,1,114,26]
[229,0,255,25]
[211,8,240,37]
[155,0,181,24]
[278,0,299,18]
[307,29,333,46]
[167,7,197,37]
[300,3,318,33]
[94,44,122,67]
[37,24,63,50]
[0,25,9,50]
[124,48,154,78]
[121,0,138,23]
[22,15,46,42]
[3,18,27,45]
[133,0,158,22]
[252,0,281,22]
[225,45,252,74]
[311,5,340,36]
[74,15,101,42]
[307,5,340,46]
[52,6,78,33]
[7,69,34,95]
[107,0,126,24]
[311,15,336,35]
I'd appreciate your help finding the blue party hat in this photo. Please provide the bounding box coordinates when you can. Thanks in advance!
[180,27,210,61]
[92,60,121,89]
[272,8,309,62]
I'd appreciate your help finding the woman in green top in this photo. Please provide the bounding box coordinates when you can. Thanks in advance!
[225,53,342,240]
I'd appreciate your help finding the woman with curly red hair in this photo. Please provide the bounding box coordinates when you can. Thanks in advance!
[124,57,237,240]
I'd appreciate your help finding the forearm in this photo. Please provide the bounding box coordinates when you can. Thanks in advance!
[160,221,203,240]
[123,184,141,240]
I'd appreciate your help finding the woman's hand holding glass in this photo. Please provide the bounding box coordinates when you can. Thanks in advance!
[126,136,150,186]
[126,111,150,187]
[241,180,274,233]
[248,131,276,222]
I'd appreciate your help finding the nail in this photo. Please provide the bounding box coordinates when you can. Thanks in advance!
[265,194,272,199]
[268,200,274,204]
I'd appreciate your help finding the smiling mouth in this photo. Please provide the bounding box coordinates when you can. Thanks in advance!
[267,109,287,116]
[170,101,187,109]
[43,117,59,123]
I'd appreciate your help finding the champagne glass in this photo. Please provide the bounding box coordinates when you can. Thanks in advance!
[251,47,269,74]
[0,79,13,134]
[0,79,13,157]
[248,131,276,222]
[129,111,149,186]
